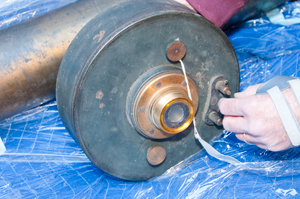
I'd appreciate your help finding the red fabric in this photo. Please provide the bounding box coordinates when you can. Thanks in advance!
[187,0,248,27]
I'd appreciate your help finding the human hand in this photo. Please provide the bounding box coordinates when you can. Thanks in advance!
[218,84,300,151]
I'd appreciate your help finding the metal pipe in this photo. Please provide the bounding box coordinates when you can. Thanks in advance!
[0,0,123,121]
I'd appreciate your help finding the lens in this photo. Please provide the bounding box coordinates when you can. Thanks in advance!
[167,104,184,123]
[164,102,190,129]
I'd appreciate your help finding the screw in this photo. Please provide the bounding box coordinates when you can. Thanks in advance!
[208,111,222,126]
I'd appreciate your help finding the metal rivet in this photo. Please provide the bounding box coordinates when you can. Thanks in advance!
[166,41,186,62]
[147,146,166,166]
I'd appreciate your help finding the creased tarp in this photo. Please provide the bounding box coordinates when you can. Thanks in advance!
[1,1,300,198]
[0,0,77,29]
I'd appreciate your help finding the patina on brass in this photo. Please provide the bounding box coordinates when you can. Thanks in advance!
[131,71,199,139]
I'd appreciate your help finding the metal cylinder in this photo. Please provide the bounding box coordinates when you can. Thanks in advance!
[151,91,194,134]
[0,0,123,121]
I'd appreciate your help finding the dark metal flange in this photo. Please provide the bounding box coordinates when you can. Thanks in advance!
[56,0,240,181]
[203,75,231,126]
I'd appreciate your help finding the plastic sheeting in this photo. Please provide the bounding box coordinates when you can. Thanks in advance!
[0,0,76,29]
[1,1,300,198]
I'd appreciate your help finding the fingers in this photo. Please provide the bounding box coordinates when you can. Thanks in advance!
[235,133,257,144]
[218,98,244,116]
[222,116,247,133]
[234,84,262,98]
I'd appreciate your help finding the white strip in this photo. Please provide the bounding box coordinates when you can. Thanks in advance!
[179,60,241,165]
[0,137,6,155]
[288,79,300,108]
[267,86,300,146]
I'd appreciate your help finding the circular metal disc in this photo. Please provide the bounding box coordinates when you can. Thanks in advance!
[56,0,240,181]
[147,146,167,166]
[167,41,187,62]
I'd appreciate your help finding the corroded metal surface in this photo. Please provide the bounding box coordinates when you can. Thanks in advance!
[203,75,230,126]
[0,0,123,121]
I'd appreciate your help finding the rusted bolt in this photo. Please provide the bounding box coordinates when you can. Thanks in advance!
[224,88,231,96]
[147,146,166,166]
[215,80,231,95]
[166,41,186,62]
[208,111,222,126]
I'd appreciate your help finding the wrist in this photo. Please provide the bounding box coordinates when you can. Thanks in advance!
[283,88,300,125]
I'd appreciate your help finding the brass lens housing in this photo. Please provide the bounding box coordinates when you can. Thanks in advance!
[129,69,199,139]
[151,91,194,134]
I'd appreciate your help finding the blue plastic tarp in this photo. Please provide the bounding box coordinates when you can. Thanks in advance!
[1,1,300,198]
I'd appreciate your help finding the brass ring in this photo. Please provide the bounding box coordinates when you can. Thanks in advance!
[243,133,251,144]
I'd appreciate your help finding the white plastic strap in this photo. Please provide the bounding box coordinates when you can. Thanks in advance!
[179,60,241,165]
[288,79,300,108]
[267,86,300,146]
[0,137,6,155]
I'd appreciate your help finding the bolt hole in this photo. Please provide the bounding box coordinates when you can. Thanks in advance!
[155,82,162,88]
[149,129,154,134]
[139,106,145,113]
